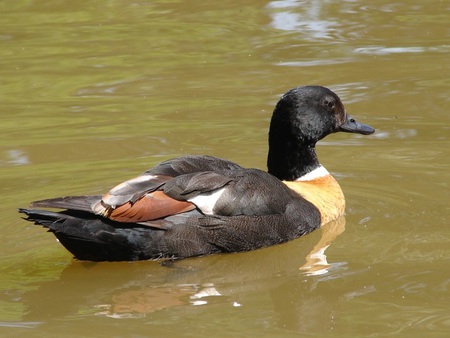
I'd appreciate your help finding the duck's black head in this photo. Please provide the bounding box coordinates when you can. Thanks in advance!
[267,86,374,181]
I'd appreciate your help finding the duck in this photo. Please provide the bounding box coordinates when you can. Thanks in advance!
[19,85,374,262]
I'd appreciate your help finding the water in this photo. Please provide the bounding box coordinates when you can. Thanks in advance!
[1,1,449,337]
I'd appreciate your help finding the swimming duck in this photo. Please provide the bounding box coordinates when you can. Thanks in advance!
[19,85,374,261]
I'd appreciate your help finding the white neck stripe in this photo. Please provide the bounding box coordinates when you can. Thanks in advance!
[296,165,330,181]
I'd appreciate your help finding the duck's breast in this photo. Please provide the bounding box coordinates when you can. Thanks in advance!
[283,174,345,226]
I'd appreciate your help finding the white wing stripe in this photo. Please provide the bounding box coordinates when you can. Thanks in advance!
[188,187,226,215]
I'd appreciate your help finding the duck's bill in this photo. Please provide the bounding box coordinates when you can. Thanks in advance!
[340,115,375,135]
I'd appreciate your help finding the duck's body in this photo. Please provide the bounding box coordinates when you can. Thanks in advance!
[20,86,374,261]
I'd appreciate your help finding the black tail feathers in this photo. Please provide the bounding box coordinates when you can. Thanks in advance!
[19,208,165,261]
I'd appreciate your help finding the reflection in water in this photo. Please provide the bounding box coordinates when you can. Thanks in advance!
[22,217,346,324]
[300,216,346,276]
[354,46,432,55]
[0,149,30,166]
[0,321,41,329]
[267,0,335,39]
[96,283,224,318]
[371,128,417,140]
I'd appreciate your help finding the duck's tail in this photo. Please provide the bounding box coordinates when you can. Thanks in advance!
[29,195,101,212]
[19,208,167,261]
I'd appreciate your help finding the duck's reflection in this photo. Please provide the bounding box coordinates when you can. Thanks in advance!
[24,217,345,325]
[300,216,346,276]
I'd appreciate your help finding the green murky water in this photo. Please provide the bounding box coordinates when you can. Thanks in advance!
[1,1,449,337]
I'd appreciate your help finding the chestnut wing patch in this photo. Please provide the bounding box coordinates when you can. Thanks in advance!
[93,174,192,222]
[94,171,234,223]
[101,191,195,222]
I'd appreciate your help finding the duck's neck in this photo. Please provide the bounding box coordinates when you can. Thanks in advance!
[267,141,321,181]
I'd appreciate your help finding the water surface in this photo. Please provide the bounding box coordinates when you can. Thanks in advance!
[1,1,449,337]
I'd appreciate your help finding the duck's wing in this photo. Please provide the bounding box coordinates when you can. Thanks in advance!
[95,171,234,223]
[29,155,300,225]
[163,168,300,217]
[94,155,243,222]
[29,155,244,223]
